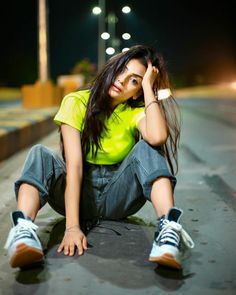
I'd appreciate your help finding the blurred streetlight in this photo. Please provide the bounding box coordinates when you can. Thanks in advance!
[92,6,102,15]
[122,47,129,52]
[122,6,131,14]
[122,33,131,40]
[106,47,115,55]
[101,32,110,40]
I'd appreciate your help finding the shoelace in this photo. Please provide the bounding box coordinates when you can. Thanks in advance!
[4,218,39,249]
[158,220,195,249]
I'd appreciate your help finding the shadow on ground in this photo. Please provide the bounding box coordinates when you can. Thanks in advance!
[10,219,195,294]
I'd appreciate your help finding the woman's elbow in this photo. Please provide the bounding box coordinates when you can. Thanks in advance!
[146,132,168,147]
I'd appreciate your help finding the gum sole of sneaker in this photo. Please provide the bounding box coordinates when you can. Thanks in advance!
[10,243,44,268]
[149,253,181,269]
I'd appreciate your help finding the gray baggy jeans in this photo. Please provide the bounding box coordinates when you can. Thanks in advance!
[15,140,176,222]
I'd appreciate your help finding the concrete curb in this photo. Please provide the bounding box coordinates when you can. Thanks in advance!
[0,106,58,162]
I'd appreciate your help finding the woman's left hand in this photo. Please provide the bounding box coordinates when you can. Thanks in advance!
[142,61,159,89]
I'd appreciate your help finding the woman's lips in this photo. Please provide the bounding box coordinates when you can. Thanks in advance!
[112,84,122,92]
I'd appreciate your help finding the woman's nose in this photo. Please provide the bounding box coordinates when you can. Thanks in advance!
[117,74,126,84]
[117,79,123,85]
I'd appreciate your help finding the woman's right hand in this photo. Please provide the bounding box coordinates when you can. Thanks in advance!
[57,227,88,256]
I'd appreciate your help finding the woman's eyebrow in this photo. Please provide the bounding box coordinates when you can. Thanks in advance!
[126,65,144,79]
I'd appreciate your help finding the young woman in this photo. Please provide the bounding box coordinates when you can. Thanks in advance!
[4,45,194,270]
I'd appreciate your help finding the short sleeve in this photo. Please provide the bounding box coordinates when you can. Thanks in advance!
[54,91,88,132]
[130,107,145,128]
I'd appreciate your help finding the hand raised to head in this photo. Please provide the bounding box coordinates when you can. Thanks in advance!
[142,61,159,89]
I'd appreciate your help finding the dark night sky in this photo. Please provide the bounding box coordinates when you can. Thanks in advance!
[1,0,236,87]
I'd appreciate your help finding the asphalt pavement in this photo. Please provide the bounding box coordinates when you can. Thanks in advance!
[0,94,236,295]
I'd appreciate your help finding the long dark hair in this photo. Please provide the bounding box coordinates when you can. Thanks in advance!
[61,45,181,175]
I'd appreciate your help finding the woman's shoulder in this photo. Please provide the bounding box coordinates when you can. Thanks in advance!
[63,89,90,105]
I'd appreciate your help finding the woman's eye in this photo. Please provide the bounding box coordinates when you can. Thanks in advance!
[130,78,138,85]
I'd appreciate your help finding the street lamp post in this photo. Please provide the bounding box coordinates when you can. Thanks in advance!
[38,0,49,82]
[107,12,120,53]
[93,3,132,60]
[21,0,60,108]
[98,0,106,71]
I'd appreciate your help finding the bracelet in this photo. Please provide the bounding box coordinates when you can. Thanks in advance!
[145,100,159,114]
[65,225,80,233]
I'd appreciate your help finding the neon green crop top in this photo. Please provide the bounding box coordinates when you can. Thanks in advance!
[54,89,145,164]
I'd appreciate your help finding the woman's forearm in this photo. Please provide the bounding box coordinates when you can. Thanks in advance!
[143,85,168,145]
[60,124,84,229]
[64,164,83,229]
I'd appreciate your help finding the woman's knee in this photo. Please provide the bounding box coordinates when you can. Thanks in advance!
[29,144,50,157]
[26,144,56,165]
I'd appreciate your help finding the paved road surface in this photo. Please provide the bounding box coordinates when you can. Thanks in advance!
[0,97,235,295]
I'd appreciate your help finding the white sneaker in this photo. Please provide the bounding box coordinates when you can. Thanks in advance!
[4,211,44,268]
[149,208,194,269]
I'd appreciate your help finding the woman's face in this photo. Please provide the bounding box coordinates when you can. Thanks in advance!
[108,58,146,107]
